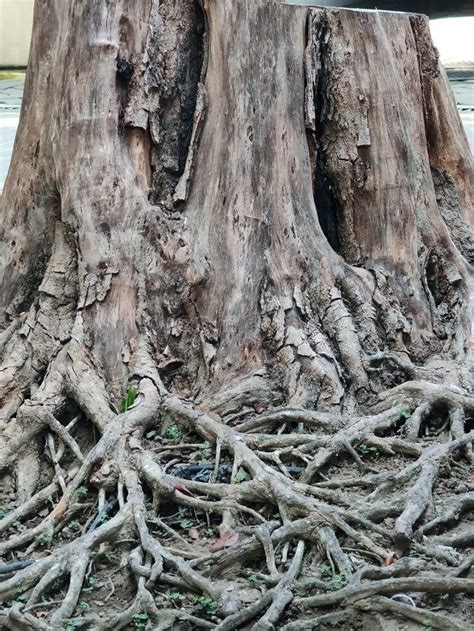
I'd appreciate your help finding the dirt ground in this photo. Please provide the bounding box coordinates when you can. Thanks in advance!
[1,415,472,630]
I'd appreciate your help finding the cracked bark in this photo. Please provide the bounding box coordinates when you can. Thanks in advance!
[0,0,473,629]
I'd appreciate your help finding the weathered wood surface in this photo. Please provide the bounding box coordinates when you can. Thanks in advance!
[2,0,472,407]
[0,1,473,629]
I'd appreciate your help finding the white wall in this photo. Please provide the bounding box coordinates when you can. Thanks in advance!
[430,17,474,67]
[0,0,34,67]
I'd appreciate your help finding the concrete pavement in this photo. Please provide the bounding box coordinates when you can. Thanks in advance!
[0,73,23,192]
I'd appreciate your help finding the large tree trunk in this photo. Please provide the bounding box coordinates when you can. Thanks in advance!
[0,1,473,629]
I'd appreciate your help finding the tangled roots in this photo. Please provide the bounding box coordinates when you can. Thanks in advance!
[0,347,473,629]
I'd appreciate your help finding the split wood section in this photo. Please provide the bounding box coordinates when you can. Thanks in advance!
[0,1,473,629]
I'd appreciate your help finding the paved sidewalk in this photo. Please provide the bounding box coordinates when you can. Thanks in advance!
[452,79,474,152]
[0,73,24,192]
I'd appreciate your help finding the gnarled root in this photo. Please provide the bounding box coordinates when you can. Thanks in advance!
[0,350,473,629]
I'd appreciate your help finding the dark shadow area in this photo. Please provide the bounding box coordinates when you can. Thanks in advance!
[283,1,474,20]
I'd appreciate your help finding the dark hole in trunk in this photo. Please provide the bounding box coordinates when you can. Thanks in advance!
[305,13,341,254]
[149,0,206,204]
[314,170,341,253]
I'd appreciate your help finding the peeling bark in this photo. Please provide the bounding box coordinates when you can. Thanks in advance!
[0,1,473,629]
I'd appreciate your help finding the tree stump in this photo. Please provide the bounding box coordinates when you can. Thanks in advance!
[0,1,473,629]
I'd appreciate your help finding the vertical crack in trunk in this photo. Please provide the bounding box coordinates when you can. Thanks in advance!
[148,0,206,205]
[305,9,341,255]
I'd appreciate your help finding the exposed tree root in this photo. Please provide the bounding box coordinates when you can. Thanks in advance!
[1,0,473,626]
[0,345,473,629]
[354,596,464,631]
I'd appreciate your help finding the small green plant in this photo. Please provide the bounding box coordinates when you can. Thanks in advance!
[82,576,102,593]
[132,612,149,629]
[194,595,220,616]
[318,564,347,590]
[65,621,84,631]
[96,511,109,525]
[12,520,22,531]
[78,601,90,612]
[319,563,332,579]
[168,592,183,602]
[203,526,216,538]
[75,486,89,499]
[120,385,138,413]
[0,504,10,519]
[104,550,118,563]
[180,518,194,530]
[421,621,433,631]
[246,574,259,584]
[68,520,80,531]
[165,425,182,441]
[329,572,347,590]
[16,593,29,603]
[356,442,380,458]
[35,532,51,546]
[234,469,248,483]
[453,465,469,478]
[400,409,411,420]
[194,441,212,459]
[438,592,450,601]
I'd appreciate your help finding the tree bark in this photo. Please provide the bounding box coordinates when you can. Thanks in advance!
[0,1,473,629]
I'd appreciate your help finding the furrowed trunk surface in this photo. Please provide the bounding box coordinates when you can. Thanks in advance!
[0,1,473,630]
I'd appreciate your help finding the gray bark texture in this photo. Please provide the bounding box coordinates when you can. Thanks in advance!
[0,1,473,629]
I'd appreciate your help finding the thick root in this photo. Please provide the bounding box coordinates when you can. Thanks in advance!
[0,352,473,629]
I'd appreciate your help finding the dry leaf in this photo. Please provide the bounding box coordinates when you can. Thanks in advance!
[384,551,397,566]
[210,529,239,552]
[35,611,47,619]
